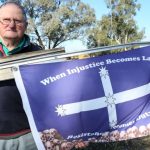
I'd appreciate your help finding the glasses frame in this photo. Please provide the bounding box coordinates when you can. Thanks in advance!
[0,18,25,26]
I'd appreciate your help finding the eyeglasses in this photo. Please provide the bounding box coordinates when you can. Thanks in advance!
[0,18,25,26]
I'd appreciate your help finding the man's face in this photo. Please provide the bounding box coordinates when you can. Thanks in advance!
[0,4,27,41]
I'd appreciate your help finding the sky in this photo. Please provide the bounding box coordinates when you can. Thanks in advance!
[62,0,150,53]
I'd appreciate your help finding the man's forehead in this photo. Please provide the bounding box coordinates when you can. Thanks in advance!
[0,3,22,12]
[0,4,24,17]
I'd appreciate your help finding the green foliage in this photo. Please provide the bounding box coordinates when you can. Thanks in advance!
[86,0,145,51]
[0,0,23,4]
[21,0,96,49]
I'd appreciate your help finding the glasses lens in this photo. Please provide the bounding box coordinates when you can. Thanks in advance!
[14,20,23,25]
[2,18,11,25]
[0,18,24,26]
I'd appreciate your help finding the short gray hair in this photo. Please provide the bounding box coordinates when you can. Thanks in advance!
[0,1,27,22]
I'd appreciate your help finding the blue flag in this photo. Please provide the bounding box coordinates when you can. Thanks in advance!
[14,46,150,150]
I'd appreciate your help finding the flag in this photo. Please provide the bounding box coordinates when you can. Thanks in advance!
[13,46,150,150]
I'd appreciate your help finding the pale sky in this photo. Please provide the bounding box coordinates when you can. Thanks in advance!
[62,0,150,53]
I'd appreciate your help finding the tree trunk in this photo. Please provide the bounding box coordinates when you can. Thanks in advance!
[34,28,45,49]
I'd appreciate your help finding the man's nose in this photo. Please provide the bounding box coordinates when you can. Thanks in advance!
[8,20,15,27]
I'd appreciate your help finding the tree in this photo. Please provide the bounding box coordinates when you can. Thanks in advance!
[86,0,145,49]
[21,0,96,49]
[0,0,95,49]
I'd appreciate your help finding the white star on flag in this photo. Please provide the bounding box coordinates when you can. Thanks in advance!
[99,67,108,79]
[55,105,66,116]
[105,93,116,107]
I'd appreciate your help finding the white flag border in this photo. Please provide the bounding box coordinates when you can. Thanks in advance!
[13,66,45,150]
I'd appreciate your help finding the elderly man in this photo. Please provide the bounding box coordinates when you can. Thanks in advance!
[0,1,41,150]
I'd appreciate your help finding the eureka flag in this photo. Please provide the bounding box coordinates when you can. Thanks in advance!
[13,46,150,150]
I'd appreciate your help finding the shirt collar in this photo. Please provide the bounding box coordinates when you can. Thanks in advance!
[0,35,30,56]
